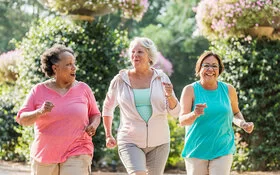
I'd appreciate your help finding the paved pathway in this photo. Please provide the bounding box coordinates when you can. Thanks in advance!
[0,161,280,175]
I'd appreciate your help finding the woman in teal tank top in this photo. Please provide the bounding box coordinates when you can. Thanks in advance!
[179,51,254,175]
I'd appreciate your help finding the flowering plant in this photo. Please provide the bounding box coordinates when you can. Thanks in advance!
[0,50,23,83]
[153,52,173,76]
[195,0,280,39]
[39,0,149,21]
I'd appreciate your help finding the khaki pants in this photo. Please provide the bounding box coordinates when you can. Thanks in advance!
[31,155,92,175]
[185,154,233,175]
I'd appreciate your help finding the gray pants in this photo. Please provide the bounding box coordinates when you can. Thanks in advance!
[118,143,170,175]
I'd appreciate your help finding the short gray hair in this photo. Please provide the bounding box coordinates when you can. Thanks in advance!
[129,37,158,66]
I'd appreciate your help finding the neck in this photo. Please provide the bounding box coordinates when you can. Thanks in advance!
[200,80,218,90]
[52,78,73,89]
[131,68,152,77]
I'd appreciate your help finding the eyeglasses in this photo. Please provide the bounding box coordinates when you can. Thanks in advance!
[201,64,219,70]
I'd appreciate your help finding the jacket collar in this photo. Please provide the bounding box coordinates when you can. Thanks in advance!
[119,68,165,86]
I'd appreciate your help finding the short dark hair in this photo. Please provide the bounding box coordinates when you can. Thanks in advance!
[40,44,74,77]
[195,51,224,77]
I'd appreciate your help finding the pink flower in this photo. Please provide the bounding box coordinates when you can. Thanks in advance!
[153,52,173,76]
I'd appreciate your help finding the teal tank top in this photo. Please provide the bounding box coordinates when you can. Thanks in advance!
[181,81,235,160]
[132,88,152,122]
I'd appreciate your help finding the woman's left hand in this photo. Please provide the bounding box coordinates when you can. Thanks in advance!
[163,82,173,97]
[85,124,97,137]
[241,121,254,133]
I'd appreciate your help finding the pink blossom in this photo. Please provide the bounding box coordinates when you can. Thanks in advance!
[153,52,173,76]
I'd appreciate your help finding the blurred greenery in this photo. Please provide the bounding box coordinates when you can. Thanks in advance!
[0,0,279,172]
[212,38,280,170]
[0,0,48,53]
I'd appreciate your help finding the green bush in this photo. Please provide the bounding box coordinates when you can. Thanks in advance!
[5,16,129,163]
[211,38,280,171]
[167,116,185,170]
[0,95,24,161]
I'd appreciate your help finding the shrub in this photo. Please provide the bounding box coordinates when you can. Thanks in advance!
[0,95,24,161]
[211,38,280,170]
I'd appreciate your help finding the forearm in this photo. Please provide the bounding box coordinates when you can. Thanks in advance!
[233,111,246,127]
[167,95,177,109]
[18,109,43,126]
[103,116,113,138]
[89,114,101,128]
[179,111,198,126]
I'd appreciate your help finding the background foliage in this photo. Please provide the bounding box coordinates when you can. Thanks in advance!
[0,0,47,53]
[0,0,279,172]
[212,38,280,170]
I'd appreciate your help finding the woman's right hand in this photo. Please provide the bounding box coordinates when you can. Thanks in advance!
[38,101,54,115]
[194,103,207,117]
[106,136,117,148]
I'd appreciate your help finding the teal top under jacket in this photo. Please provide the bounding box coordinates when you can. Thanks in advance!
[133,88,152,122]
[181,81,235,160]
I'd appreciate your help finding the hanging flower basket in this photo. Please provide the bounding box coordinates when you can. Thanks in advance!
[195,0,280,40]
[248,26,274,38]
[38,0,148,21]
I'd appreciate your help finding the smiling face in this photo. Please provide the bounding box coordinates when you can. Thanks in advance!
[199,55,220,82]
[130,42,151,69]
[52,51,76,84]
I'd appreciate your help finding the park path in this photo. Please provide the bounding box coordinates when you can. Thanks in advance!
[0,160,280,175]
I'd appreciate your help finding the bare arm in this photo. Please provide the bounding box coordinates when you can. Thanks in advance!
[228,84,254,133]
[18,101,54,126]
[162,82,177,109]
[85,114,101,136]
[179,85,206,126]
[103,115,117,148]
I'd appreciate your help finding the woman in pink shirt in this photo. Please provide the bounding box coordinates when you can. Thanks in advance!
[16,44,101,175]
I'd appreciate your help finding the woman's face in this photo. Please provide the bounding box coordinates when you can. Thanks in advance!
[130,43,150,69]
[53,51,76,83]
[199,55,220,81]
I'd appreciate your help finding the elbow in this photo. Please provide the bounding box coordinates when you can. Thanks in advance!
[179,116,193,126]
[17,117,33,127]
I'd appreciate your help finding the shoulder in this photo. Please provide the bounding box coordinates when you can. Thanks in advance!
[182,83,194,95]
[223,82,237,98]
[32,82,46,91]
[153,68,170,82]
[224,82,235,92]
[77,81,91,90]
[108,70,127,89]
[154,68,165,77]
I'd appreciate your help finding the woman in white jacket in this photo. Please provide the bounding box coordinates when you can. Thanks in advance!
[102,37,180,175]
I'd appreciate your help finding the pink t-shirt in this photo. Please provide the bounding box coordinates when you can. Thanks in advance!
[16,82,101,164]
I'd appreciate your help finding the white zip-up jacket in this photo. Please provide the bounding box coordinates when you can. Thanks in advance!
[102,69,181,148]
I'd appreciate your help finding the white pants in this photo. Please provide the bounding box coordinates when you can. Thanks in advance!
[184,154,233,175]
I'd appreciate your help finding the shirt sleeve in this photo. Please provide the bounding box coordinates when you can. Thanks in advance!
[16,86,36,123]
[84,83,101,118]
[102,75,120,117]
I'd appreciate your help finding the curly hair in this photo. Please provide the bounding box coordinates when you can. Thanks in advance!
[40,44,74,77]
[128,37,158,66]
